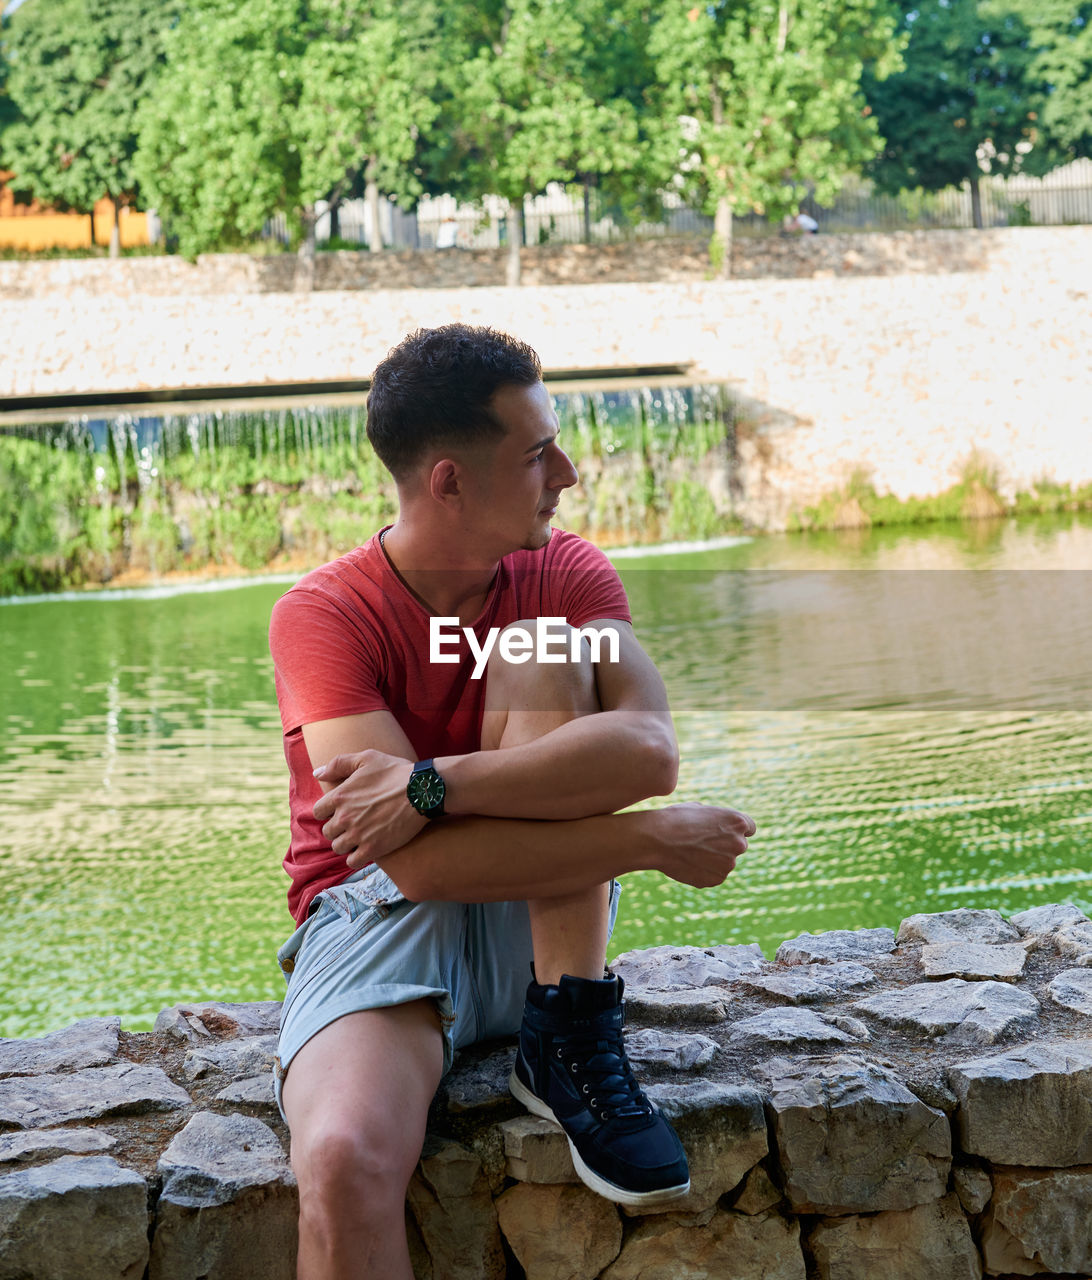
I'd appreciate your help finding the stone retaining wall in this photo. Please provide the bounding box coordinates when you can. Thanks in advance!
[2,903,1091,1279]
[5,227,1091,532]
[0,228,1045,299]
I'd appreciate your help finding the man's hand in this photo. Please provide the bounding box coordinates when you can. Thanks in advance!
[651,803,757,888]
[312,750,426,869]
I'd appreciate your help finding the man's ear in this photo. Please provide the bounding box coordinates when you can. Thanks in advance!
[428,457,464,507]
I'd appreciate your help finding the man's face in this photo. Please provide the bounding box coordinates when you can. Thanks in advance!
[466,381,579,555]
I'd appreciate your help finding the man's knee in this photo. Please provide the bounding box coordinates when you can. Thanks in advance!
[483,618,600,719]
[292,1112,419,1221]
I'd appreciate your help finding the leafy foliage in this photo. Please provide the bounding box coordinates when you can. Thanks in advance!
[863,0,1053,198]
[1,0,181,215]
[0,24,16,160]
[133,0,309,256]
[453,0,647,198]
[648,0,904,220]
[427,0,660,273]
[988,0,1092,160]
[134,0,443,256]
[2,0,1083,258]
[297,0,443,207]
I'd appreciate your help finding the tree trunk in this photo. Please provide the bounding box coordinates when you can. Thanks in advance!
[714,196,733,279]
[109,198,121,259]
[294,205,317,293]
[970,174,984,230]
[506,199,523,287]
[366,156,383,253]
[329,198,340,243]
[89,210,98,249]
[583,178,593,243]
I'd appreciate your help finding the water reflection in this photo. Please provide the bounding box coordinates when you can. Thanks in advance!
[1,514,1090,1036]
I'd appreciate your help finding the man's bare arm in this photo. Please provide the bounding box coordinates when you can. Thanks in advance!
[312,620,681,861]
[299,690,755,901]
[379,803,754,903]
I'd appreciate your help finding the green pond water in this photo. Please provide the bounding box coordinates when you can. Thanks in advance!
[1,513,1090,1038]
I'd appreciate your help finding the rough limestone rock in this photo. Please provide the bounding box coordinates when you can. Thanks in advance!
[809,1193,982,1280]
[776,928,896,967]
[0,1154,149,1280]
[920,942,1027,981]
[406,1136,506,1280]
[0,1017,120,1078]
[1048,967,1092,1015]
[215,1073,276,1107]
[0,1062,191,1128]
[897,909,1020,946]
[733,1164,783,1215]
[611,944,765,1023]
[0,1126,116,1164]
[438,1045,517,1117]
[1053,920,1092,965]
[979,1166,1092,1276]
[623,1027,718,1071]
[612,943,766,990]
[853,979,1039,1045]
[406,1205,433,1280]
[952,1163,993,1215]
[154,1009,216,1044]
[638,1082,768,1214]
[154,1002,283,1043]
[620,986,729,1024]
[1009,903,1090,937]
[601,1207,806,1280]
[496,1182,622,1280]
[948,1040,1092,1165]
[826,1014,872,1041]
[500,1116,577,1185]
[730,1008,865,1049]
[182,1034,278,1081]
[740,961,876,1004]
[150,1111,297,1280]
[765,1056,951,1214]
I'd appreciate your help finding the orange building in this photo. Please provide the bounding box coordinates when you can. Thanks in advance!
[0,172,150,251]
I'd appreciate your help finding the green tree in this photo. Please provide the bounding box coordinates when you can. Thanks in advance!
[649,0,903,274]
[440,0,653,284]
[135,0,441,270]
[863,0,1052,227]
[989,0,1092,160]
[1,0,181,256]
[0,24,17,158]
[297,0,443,261]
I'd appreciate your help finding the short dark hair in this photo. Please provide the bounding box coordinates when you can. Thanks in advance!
[366,324,543,479]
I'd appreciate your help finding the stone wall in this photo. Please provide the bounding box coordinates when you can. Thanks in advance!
[0,228,1040,299]
[2,903,1091,1279]
[4,227,1091,532]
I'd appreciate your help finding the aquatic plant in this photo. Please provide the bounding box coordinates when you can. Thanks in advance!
[0,387,743,594]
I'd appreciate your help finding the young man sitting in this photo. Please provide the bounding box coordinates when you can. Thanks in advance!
[268,324,756,1279]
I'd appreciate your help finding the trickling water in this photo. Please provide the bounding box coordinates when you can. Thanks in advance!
[0,386,740,595]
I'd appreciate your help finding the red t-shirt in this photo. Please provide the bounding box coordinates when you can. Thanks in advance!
[269,528,631,923]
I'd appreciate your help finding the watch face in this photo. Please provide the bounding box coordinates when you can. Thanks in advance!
[408,768,445,814]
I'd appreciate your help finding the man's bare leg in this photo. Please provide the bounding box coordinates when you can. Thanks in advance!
[282,1000,444,1280]
[482,622,690,1207]
[481,624,609,983]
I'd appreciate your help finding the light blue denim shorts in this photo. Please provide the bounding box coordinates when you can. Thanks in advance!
[273,866,621,1118]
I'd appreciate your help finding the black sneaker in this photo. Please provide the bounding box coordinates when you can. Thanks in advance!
[508,971,690,1207]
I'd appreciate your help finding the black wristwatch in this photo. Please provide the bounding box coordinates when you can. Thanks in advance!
[406,759,446,820]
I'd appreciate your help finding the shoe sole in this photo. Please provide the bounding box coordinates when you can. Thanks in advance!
[509,1068,692,1208]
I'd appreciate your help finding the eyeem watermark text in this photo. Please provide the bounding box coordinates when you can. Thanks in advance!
[430,616,620,679]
